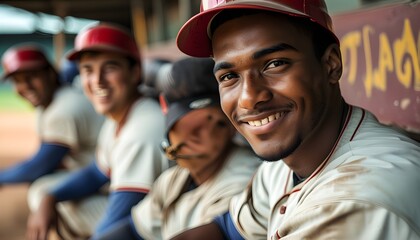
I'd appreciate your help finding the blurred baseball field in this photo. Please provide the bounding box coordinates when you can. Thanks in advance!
[0,85,37,239]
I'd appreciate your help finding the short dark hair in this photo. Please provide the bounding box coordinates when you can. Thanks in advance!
[209,9,336,60]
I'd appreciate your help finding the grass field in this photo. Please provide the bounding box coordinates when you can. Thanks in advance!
[0,86,33,239]
[0,87,33,112]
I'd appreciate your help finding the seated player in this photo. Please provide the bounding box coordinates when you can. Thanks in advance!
[26,23,172,240]
[94,57,261,240]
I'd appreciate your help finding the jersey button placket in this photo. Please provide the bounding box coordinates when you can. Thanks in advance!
[279,205,287,214]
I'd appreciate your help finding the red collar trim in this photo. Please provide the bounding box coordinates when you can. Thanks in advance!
[278,105,356,203]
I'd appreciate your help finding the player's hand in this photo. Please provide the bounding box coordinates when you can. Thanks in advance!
[26,195,57,240]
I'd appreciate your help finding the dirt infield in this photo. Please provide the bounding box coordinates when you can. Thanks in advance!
[0,111,37,239]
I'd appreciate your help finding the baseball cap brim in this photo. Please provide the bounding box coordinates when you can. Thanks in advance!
[1,45,51,81]
[177,0,337,57]
[165,94,220,135]
[1,61,49,80]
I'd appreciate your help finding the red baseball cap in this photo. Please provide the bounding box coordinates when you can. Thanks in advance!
[1,44,51,80]
[177,0,339,57]
[67,23,141,63]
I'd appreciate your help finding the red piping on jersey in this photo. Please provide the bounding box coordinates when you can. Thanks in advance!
[301,105,353,185]
[277,170,297,204]
[273,106,355,238]
[159,94,168,114]
[116,187,150,193]
[350,109,365,141]
[276,230,282,239]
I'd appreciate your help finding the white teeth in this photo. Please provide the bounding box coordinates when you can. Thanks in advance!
[261,118,268,125]
[95,88,109,97]
[247,112,282,127]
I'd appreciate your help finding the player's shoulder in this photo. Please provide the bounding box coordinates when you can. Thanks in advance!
[159,166,188,185]
[307,146,420,228]
[348,107,418,148]
[152,165,188,196]
[43,86,93,120]
[129,97,164,126]
[211,146,261,187]
[128,97,164,134]
[55,85,87,102]
[133,97,162,116]
[51,86,92,112]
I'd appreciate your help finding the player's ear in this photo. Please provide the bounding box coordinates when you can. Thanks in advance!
[131,62,142,85]
[47,67,60,86]
[322,44,342,84]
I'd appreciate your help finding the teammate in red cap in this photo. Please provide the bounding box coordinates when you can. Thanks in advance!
[173,0,420,239]
[0,43,103,209]
[26,23,172,239]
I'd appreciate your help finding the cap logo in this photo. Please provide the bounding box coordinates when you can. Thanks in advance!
[189,98,212,109]
[202,0,230,10]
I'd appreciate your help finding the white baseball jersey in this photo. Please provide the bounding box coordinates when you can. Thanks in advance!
[29,86,103,212]
[231,106,420,240]
[36,86,104,169]
[96,97,171,192]
[131,146,261,239]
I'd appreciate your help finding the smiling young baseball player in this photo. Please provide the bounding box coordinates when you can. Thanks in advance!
[26,23,172,240]
[0,44,104,210]
[170,0,420,239]
[92,57,260,240]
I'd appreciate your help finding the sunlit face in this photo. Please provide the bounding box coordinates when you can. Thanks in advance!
[10,68,56,108]
[79,52,140,119]
[168,106,235,169]
[212,13,335,161]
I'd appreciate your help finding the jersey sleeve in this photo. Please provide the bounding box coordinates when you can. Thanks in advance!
[50,162,109,201]
[230,164,271,239]
[41,112,78,148]
[39,98,80,150]
[38,87,103,159]
[98,99,169,193]
[213,212,244,240]
[0,143,69,184]
[109,139,165,193]
[130,169,171,240]
[94,191,146,236]
[195,147,260,224]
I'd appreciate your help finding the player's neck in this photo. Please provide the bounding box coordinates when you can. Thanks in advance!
[284,99,348,178]
[113,94,141,136]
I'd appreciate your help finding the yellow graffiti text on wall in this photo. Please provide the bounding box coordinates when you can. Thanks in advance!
[340,19,420,97]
